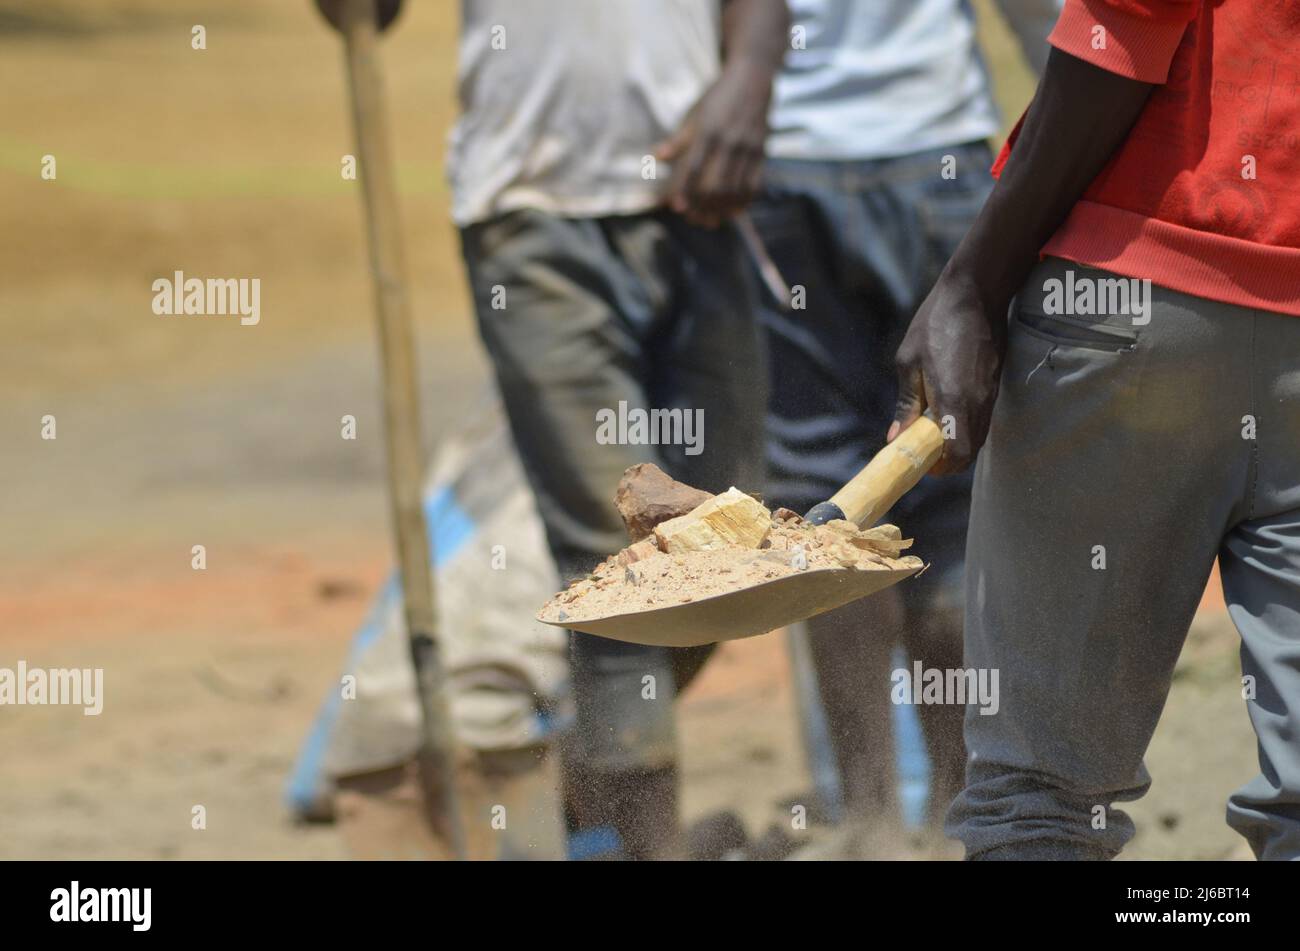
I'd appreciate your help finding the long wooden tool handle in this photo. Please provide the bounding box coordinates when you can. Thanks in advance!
[340,0,466,860]
[823,416,945,528]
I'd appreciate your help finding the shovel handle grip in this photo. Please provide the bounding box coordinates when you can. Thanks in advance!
[815,416,945,528]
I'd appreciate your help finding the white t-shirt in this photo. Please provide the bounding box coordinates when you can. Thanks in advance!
[768,0,1060,161]
[448,0,721,226]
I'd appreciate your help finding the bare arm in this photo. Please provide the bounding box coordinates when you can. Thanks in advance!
[891,47,1155,472]
[954,48,1154,321]
[656,0,790,227]
[894,0,1206,470]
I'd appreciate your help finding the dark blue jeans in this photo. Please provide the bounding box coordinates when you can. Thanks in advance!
[750,143,992,619]
[748,144,992,827]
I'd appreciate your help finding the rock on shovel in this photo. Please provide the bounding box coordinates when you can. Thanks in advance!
[540,417,946,647]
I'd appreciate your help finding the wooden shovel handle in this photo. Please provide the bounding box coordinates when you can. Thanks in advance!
[826,416,945,528]
[338,0,466,859]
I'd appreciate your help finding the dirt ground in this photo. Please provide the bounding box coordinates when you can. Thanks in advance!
[0,0,1260,860]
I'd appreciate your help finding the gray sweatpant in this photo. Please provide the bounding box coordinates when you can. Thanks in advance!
[949,256,1300,860]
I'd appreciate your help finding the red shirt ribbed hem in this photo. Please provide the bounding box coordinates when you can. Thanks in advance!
[1043,201,1300,317]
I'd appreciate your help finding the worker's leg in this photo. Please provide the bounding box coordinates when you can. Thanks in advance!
[803,595,905,827]
[1220,308,1300,860]
[949,259,1252,859]
[899,583,967,832]
[583,211,765,855]
[882,144,991,834]
[1220,515,1300,859]
[462,210,655,574]
[748,147,989,838]
[559,212,764,858]
[557,637,684,859]
[747,158,910,834]
[461,209,709,859]
[643,213,767,497]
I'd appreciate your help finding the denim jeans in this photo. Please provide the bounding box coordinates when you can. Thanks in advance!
[748,142,993,618]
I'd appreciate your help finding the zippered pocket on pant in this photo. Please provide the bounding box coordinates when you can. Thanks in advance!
[1014,308,1139,353]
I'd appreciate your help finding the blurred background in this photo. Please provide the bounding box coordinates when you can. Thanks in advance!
[0,0,1254,859]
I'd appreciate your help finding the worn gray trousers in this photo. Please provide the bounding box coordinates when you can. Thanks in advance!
[461,209,766,776]
[949,256,1300,860]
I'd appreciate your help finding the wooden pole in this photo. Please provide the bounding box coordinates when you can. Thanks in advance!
[337,0,466,860]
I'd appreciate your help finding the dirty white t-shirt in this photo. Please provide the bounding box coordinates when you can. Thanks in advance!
[449,0,721,226]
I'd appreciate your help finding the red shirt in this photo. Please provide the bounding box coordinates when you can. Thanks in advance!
[995,0,1300,316]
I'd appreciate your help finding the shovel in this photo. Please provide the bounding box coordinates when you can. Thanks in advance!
[333,0,466,858]
[541,416,945,647]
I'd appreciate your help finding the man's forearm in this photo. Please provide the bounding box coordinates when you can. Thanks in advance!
[721,0,789,77]
[947,48,1154,316]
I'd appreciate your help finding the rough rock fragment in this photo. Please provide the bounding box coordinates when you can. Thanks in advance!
[614,463,714,541]
[654,487,772,553]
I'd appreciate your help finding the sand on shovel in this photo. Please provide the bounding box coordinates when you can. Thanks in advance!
[537,464,923,629]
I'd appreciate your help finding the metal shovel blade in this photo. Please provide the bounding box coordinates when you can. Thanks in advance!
[537,563,920,648]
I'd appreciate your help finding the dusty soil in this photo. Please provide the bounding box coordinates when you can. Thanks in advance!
[542,513,920,626]
[0,0,1260,860]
